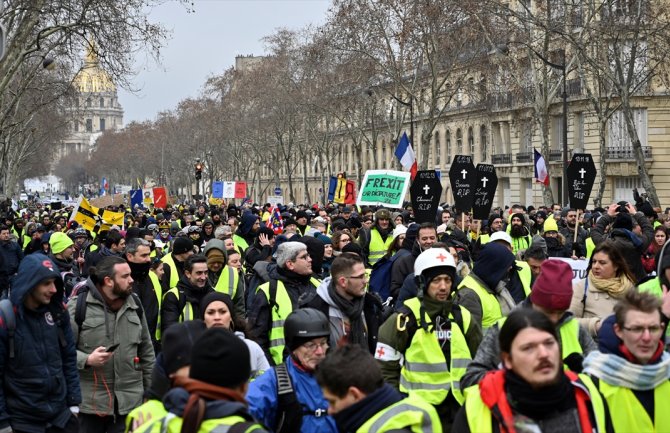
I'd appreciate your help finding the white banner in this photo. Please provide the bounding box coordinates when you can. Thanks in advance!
[549,257,589,284]
[222,182,236,198]
[267,196,283,206]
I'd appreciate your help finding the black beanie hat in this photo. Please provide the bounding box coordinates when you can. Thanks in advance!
[190,328,251,389]
[162,320,207,375]
[422,266,456,288]
[613,213,633,231]
[296,210,309,221]
[200,292,235,321]
[172,237,194,255]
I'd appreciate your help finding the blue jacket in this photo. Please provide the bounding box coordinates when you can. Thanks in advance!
[0,240,23,276]
[0,254,81,432]
[247,357,337,433]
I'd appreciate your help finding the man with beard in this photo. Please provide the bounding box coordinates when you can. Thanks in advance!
[358,208,394,267]
[10,217,29,249]
[68,256,155,433]
[48,232,76,274]
[543,216,572,258]
[472,213,504,260]
[389,223,438,303]
[160,237,194,293]
[161,254,213,333]
[125,238,162,352]
[506,212,532,256]
[560,208,588,258]
[453,309,610,433]
[0,225,23,278]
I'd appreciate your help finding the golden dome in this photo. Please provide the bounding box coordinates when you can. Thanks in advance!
[73,42,116,93]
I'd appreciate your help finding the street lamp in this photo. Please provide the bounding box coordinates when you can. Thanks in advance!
[491,45,569,206]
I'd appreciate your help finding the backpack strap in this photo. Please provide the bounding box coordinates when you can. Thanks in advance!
[274,363,302,433]
[268,279,279,312]
[581,278,589,308]
[0,299,15,358]
[450,303,465,333]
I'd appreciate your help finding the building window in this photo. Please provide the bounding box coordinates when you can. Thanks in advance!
[552,116,564,151]
[434,131,441,166]
[468,127,475,157]
[456,128,463,154]
[85,119,92,132]
[100,118,106,131]
[86,98,91,107]
[100,97,104,108]
[446,130,451,161]
[614,177,643,203]
[609,108,647,150]
[73,122,79,132]
[480,125,487,160]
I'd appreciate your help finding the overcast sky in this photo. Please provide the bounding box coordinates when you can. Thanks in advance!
[118,0,330,124]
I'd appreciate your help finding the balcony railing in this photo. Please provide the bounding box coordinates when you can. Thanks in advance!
[548,150,563,161]
[606,146,652,160]
[516,151,533,163]
[492,153,512,164]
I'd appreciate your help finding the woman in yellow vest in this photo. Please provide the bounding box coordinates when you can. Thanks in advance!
[375,248,482,431]
[454,309,611,433]
[460,260,597,389]
[583,290,670,433]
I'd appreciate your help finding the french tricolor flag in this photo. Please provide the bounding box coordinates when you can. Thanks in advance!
[394,132,417,179]
[534,148,550,186]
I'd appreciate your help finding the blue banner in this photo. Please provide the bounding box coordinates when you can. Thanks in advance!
[130,189,143,209]
[212,181,224,198]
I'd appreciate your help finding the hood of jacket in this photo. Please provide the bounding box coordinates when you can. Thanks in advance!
[472,242,516,289]
[237,211,258,236]
[203,239,226,256]
[163,387,251,420]
[11,253,64,309]
[610,228,643,248]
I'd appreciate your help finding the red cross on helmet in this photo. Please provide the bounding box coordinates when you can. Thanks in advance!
[414,247,456,278]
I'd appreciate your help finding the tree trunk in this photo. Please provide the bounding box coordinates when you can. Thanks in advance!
[594,119,608,208]
[537,114,555,206]
[622,106,659,207]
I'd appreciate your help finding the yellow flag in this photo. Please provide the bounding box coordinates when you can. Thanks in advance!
[69,196,124,233]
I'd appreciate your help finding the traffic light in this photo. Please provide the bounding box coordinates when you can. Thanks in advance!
[195,162,203,180]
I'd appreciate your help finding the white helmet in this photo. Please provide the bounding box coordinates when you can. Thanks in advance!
[490,231,513,246]
[414,248,456,277]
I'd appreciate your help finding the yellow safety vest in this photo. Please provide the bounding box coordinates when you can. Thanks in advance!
[356,395,441,433]
[161,253,180,289]
[457,275,503,330]
[256,277,321,365]
[465,374,606,433]
[369,229,393,266]
[213,266,238,298]
[232,234,249,254]
[479,234,490,245]
[586,237,595,259]
[148,272,163,341]
[125,399,167,433]
[515,260,532,296]
[399,298,472,405]
[165,413,265,433]
[600,379,670,432]
[165,287,196,323]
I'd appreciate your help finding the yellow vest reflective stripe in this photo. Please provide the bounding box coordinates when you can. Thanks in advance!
[165,287,195,323]
[600,378,670,432]
[399,298,472,405]
[585,237,595,259]
[165,413,263,433]
[515,260,531,296]
[479,234,490,245]
[356,395,441,433]
[457,275,502,330]
[256,277,320,365]
[125,399,167,433]
[148,272,163,341]
[161,253,179,289]
[214,266,238,298]
[465,373,606,433]
[232,234,249,253]
[369,229,393,266]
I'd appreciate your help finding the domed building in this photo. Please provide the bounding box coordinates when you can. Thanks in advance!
[55,44,124,160]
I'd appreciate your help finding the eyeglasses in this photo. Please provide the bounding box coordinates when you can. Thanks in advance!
[296,253,310,260]
[621,325,664,336]
[347,273,367,280]
[302,340,329,352]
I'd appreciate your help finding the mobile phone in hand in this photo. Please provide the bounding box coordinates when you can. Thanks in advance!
[105,344,120,353]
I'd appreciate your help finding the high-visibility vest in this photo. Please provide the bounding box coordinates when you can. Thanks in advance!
[164,413,266,433]
[148,272,163,341]
[232,234,249,254]
[465,371,606,433]
[368,229,393,266]
[164,287,196,323]
[479,234,490,245]
[356,394,441,433]
[213,266,238,298]
[457,275,503,330]
[124,399,167,433]
[515,260,532,296]
[256,277,321,365]
[586,237,595,259]
[399,298,472,405]
[161,253,180,289]
[600,379,670,432]
[497,316,583,360]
